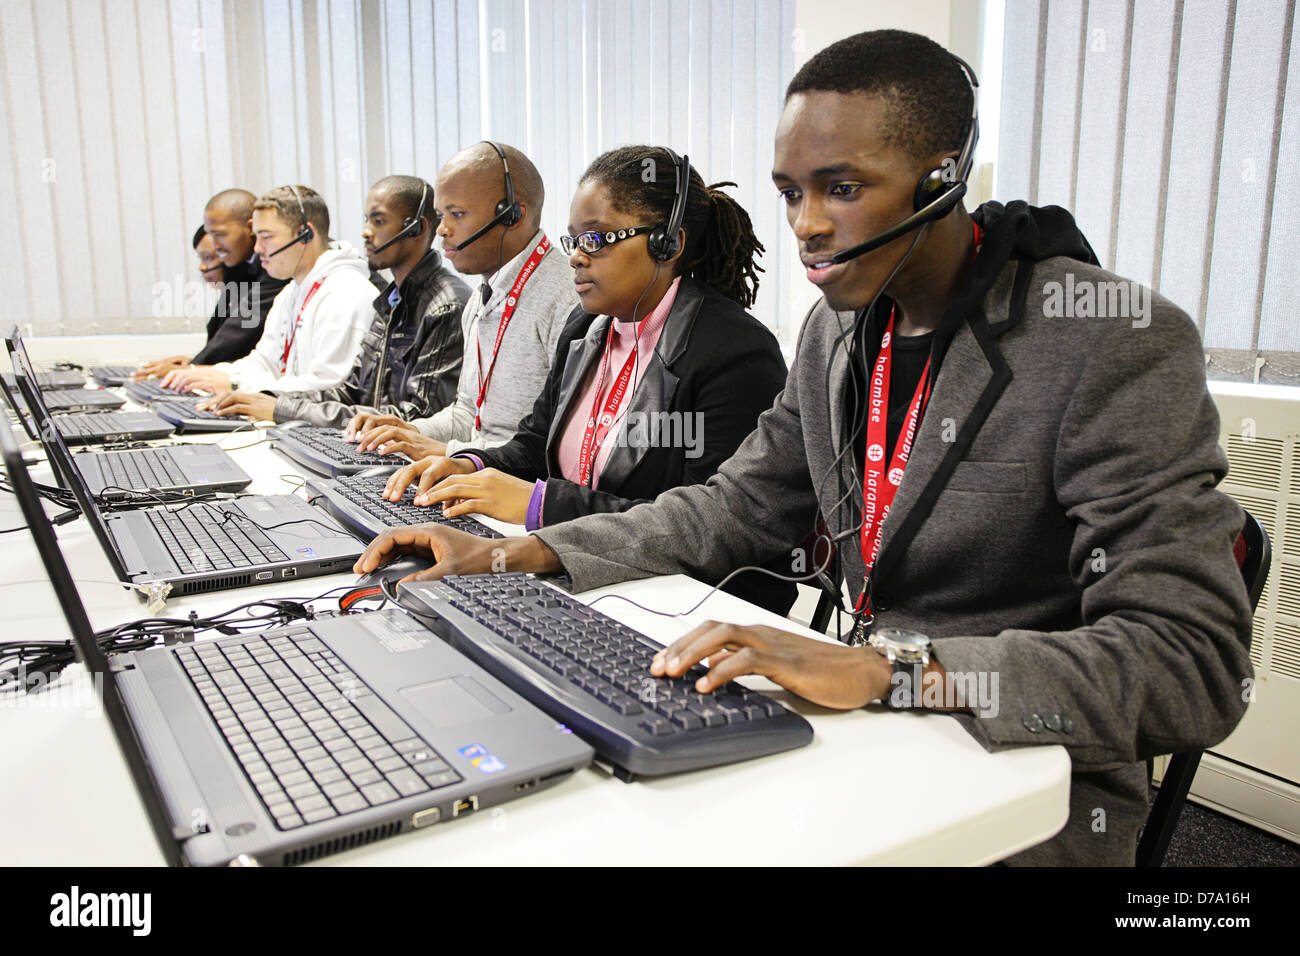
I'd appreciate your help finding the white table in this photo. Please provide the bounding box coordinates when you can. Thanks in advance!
[0,378,1071,866]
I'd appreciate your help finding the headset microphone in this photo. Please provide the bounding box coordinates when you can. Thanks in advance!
[451,142,522,252]
[264,185,315,258]
[367,180,431,256]
[828,184,967,265]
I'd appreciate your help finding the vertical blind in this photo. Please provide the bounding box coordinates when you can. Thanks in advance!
[997,0,1300,385]
[0,0,798,338]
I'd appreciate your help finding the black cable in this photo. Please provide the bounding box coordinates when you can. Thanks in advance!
[0,583,358,694]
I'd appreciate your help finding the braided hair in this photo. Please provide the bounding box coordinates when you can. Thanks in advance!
[579,146,764,309]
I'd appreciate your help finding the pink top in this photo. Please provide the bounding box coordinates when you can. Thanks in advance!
[553,276,681,489]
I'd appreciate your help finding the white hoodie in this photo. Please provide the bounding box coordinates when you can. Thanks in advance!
[215,240,375,393]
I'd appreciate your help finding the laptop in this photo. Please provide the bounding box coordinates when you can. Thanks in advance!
[271,423,406,478]
[0,374,175,446]
[2,368,85,390]
[8,384,125,413]
[1,419,593,866]
[305,472,503,542]
[26,380,364,596]
[7,331,251,497]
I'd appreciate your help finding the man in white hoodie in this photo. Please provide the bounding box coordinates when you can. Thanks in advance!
[162,185,374,396]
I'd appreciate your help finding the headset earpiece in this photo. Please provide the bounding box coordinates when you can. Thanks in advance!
[647,150,690,263]
[496,197,522,228]
[290,185,313,245]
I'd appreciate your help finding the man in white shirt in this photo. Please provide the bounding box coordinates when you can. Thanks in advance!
[163,185,375,396]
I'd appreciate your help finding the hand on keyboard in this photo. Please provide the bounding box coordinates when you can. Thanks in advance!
[344,411,408,441]
[384,455,474,501]
[651,621,893,710]
[199,390,277,421]
[415,468,534,524]
[132,356,189,380]
[354,424,447,460]
[354,523,545,582]
[161,365,229,394]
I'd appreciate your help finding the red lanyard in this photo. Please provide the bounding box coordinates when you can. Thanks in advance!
[474,236,550,430]
[855,304,932,614]
[281,278,324,374]
[855,220,983,615]
[576,318,645,487]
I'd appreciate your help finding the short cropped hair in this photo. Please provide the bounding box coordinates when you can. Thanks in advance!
[786,29,973,163]
[254,185,330,238]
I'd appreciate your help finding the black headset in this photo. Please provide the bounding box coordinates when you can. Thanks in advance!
[452,141,523,251]
[829,56,980,265]
[646,149,691,263]
[368,179,430,256]
[265,185,315,258]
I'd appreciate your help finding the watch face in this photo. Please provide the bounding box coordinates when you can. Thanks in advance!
[871,627,931,664]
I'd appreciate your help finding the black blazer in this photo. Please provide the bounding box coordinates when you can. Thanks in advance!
[474,276,794,612]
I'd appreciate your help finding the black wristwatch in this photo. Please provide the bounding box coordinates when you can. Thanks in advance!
[868,626,931,709]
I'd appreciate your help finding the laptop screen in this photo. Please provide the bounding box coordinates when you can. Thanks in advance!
[3,327,128,579]
[0,371,43,443]
[0,418,183,865]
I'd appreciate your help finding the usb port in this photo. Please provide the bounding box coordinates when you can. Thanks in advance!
[452,796,478,817]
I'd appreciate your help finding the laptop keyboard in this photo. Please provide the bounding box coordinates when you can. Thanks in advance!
[175,629,461,830]
[403,573,813,778]
[283,427,396,468]
[333,474,502,538]
[146,503,289,572]
[99,448,187,490]
[151,399,235,421]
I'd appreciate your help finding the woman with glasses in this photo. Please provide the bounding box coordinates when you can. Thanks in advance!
[381,145,793,611]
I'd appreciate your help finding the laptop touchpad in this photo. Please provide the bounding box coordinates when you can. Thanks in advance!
[400,677,510,727]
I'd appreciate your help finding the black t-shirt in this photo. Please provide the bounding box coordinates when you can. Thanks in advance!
[847,315,934,468]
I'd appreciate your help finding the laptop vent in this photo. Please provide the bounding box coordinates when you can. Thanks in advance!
[282,821,402,866]
[185,574,253,594]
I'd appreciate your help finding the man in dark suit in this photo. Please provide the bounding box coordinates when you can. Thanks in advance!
[354,31,1254,865]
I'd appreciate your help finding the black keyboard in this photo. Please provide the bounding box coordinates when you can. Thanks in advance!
[91,365,137,386]
[152,399,234,421]
[99,448,187,490]
[126,380,195,403]
[400,573,814,779]
[282,427,395,467]
[333,474,502,538]
[174,628,460,830]
[146,503,289,572]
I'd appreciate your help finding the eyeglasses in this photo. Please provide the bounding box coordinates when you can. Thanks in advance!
[560,225,659,256]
